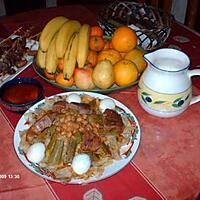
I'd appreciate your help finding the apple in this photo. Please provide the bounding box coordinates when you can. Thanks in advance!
[74,67,95,90]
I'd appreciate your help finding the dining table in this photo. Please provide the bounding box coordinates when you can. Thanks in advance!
[0,4,200,200]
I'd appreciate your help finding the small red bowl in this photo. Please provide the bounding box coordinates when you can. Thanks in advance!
[0,77,44,112]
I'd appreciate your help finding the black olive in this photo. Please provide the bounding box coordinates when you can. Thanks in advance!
[145,96,152,103]
[178,100,184,106]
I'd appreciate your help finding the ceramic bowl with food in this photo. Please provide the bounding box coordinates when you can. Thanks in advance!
[0,77,44,112]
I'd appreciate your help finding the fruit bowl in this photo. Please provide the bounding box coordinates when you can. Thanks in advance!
[33,64,138,94]
[34,17,146,93]
[98,0,174,51]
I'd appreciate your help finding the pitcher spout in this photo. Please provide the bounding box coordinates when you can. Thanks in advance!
[143,48,190,72]
[143,51,156,64]
[143,49,163,65]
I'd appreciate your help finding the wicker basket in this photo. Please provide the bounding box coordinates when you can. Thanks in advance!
[98,1,174,51]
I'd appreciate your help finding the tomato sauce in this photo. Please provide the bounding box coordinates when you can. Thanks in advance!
[2,83,40,104]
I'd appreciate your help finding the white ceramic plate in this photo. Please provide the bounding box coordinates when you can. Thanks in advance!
[0,37,38,87]
[14,91,141,184]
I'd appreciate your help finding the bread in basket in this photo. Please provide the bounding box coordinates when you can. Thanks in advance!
[98,1,174,51]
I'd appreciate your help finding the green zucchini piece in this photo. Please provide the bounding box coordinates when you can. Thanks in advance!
[88,114,103,126]
[63,139,77,164]
[45,130,57,159]
[48,139,64,165]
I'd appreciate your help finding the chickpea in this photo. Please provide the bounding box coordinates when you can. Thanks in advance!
[54,121,59,126]
[67,132,72,138]
[73,123,79,129]
[82,114,87,119]
[67,121,73,127]
[79,127,84,132]
[62,124,67,130]
[86,126,92,131]
[77,117,82,122]
[95,123,100,128]
[66,115,72,121]
[56,127,61,132]
[93,127,98,134]
[82,120,88,125]
[59,109,64,113]
[71,115,75,122]
[59,117,65,123]
[61,131,65,135]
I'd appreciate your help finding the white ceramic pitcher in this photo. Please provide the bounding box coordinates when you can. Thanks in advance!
[137,48,200,118]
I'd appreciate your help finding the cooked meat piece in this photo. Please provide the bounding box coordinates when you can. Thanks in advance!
[52,101,67,112]
[103,109,124,133]
[26,126,37,143]
[32,112,57,133]
[66,102,93,114]
[26,112,57,143]
[52,101,93,114]
[81,132,102,152]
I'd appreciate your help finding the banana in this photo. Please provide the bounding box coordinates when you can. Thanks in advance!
[55,20,81,59]
[39,16,68,52]
[45,33,58,74]
[77,24,90,68]
[36,49,46,69]
[63,33,78,79]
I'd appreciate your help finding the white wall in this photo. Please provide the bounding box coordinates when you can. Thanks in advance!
[171,0,188,23]
[0,0,6,16]
[46,0,57,8]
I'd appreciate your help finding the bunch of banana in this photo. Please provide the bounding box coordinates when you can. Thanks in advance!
[63,23,91,79]
[36,16,91,79]
[55,20,81,59]
[76,24,90,68]
[63,33,79,79]
[36,49,46,69]
[39,16,68,52]
[45,33,58,74]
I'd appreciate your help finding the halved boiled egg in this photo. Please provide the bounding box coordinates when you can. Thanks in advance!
[71,153,91,175]
[66,94,81,103]
[99,98,116,112]
[26,142,45,163]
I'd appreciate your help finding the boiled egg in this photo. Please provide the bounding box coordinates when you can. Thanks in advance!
[99,98,116,112]
[71,153,91,175]
[26,142,45,163]
[66,94,81,103]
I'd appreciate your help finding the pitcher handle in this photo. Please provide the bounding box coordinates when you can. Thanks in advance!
[188,69,200,105]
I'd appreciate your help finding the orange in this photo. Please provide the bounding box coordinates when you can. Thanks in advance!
[125,48,147,74]
[113,59,139,86]
[112,26,137,53]
[86,50,98,67]
[90,26,104,37]
[89,36,105,52]
[44,70,55,80]
[55,72,74,87]
[58,58,64,71]
[97,49,122,65]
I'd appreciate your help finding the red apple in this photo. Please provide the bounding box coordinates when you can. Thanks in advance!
[74,67,95,90]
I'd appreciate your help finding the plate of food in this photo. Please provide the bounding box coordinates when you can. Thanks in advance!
[14,91,141,184]
[0,30,39,87]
